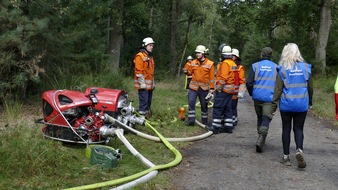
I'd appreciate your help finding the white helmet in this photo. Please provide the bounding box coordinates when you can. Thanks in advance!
[221,45,232,55]
[232,49,240,58]
[187,55,193,60]
[142,37,155,47]
[195,45,208,54]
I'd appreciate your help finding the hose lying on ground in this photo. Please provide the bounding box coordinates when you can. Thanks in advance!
[64,118,182,190]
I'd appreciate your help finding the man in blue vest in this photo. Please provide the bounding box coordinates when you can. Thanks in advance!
[246,47,278,153]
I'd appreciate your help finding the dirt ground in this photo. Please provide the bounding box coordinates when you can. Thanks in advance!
[171,93,338,190]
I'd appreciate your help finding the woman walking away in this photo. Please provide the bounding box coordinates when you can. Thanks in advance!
[272,43,313,168]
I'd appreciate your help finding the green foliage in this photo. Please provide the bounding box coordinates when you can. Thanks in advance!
[41,66,128,92]
[0,1,47,100]
[311,76,337,123]
[1,0,338,101]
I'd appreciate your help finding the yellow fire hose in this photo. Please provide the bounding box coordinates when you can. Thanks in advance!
[64,121,182,190]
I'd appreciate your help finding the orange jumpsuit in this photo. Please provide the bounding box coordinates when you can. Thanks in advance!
[186,58,215,125]
[231,64,246,126]
[134,50,155,90]
[211,58,237,132]
[183,61,193,89]
[133,49,155,117]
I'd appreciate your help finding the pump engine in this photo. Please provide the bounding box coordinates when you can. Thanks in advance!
[37,87,144,144]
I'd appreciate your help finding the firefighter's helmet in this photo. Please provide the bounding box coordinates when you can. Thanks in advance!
[195,45,208,54]
[142,37,155,47]
[221,45,232,55]
[232,49,240,58]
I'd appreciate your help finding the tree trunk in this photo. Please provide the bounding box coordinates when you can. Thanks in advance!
[177,16,192,78]
[170,0,178,76]
[108,0,124,71]
[315,0,335,75]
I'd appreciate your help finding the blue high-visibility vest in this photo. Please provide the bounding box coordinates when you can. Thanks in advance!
[252,60,278,102]
[279,62,312,112]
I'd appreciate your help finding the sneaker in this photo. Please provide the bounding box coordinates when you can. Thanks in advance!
[280,155,291,166]
[295,149,307,168]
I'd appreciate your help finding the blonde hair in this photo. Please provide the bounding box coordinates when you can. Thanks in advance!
[279,43,304,69]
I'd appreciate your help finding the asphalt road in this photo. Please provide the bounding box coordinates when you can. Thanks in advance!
[172,94,338,190]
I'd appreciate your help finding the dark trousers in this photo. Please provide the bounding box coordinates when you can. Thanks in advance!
[232,98,238,125]
[186,78,192,89]
[188,87,208,123]
[138,89,153,116]
[280,111,307,155]
[254,100,273,135]
[212,91,233,130]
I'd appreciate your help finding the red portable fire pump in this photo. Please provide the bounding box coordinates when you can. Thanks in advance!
[36,87,144,144]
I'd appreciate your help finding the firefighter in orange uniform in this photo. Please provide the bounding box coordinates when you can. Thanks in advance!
[133,37,155,118]
[182,55,194,90]
[206,45,236,134]
[185,45,215,126]
[231,49,246,126]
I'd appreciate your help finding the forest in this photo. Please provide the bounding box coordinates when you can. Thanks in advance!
[0,0,337,100]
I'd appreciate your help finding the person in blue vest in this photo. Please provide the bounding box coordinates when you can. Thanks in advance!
[246,47,278,153]
[272,43,313,168]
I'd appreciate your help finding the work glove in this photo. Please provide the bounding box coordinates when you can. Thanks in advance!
[205,91,214,101]
[238,90,244,98]
[138,77,146,89]
[238,85,246,98]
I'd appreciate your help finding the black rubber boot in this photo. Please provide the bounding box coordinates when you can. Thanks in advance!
[256,135,265,153]
[205,125,219,134]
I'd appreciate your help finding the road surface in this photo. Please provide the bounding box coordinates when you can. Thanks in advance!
[172,94,338,190]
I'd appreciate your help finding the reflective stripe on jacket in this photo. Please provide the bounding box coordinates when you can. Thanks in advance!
[252,60,278,102]
[188,58,215,91]
[216,58,236,93]
[279,62,311,112]
[133,50,155,90]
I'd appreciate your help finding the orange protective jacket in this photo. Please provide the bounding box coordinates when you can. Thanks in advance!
[216,58,237,93]
[133,50,155,90]
[232,64,246,99]
[188,58,215,91]
[183,61,192,78]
